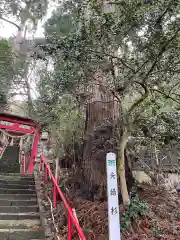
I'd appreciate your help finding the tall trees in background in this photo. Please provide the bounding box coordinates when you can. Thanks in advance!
[0,0,48,114]
[0,40,13,111]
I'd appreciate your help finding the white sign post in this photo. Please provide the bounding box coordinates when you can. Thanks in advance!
[106,152,121,240]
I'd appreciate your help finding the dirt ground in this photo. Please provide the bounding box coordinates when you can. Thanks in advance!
[40,179,180,240]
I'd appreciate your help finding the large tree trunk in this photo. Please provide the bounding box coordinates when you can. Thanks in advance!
[82,124,132,202]
[82,123,114,201]
[81,98,133,201]
[26,79,34,117]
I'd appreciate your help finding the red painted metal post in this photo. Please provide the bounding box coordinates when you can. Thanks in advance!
[68,212,72,240]
[40,154,86,240]
[28,128,40,174]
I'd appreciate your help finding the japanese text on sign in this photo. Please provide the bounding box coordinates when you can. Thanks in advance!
[106,152,121,240]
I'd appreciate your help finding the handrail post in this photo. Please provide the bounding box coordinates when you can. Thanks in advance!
[68,212,72,240]
[40,153,86,240]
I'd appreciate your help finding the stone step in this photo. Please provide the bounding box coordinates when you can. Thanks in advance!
[0,146,20,173]
[0,179,35,185]
[0,206,39,213]
[0,188,36,194]
[0,194,37,200]
[0,199,38,206]
[0,219,41,229]
[0,183,35,190]
[0,175,34,182]
[0,212,40,220]
[0,173,33,177]
[0,168,44,238]
[0,228,44,240]
[0,173,32,176]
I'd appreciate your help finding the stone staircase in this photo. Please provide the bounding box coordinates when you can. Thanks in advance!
[0,146,20,173]
[0,173,44,240]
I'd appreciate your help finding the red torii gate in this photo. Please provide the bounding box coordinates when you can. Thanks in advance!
[0,112,40,174]
[0,113,87,240]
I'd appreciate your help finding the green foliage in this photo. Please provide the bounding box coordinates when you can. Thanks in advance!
[121,196,149,230]
[0,0,48,25]
[35,0,180,166]
[53,95,83,145]
[0,39,13,104]
[35,92,84,157]
[59,179,66,193]
[45,10,76,38]
[41,0,180,108]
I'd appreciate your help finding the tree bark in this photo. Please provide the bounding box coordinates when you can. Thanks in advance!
[117,131,130,205]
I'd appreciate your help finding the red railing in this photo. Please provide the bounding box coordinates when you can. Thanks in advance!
[20,149,31,176]
[39,153,86,240]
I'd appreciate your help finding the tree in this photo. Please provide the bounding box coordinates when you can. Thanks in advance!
[0,0,48,113]
[0,39,14,111]
[37,0,180,204]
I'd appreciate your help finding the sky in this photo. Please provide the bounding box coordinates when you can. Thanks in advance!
[0,20,44,39]
[0,2,56,38]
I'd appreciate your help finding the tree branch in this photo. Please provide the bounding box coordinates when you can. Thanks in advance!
[142,26,180,83]
[149,68,180,76]
[128,81,149,114]
[135,60,149,74]
[168,82,180,95]
[154,1,173,27]
[150,88,180,104]
[0,16,20,30]
[111,89,121,103]
[87,48,136,72]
